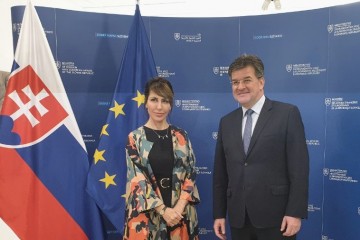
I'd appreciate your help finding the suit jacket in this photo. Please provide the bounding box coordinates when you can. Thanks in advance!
[213,98,309,228]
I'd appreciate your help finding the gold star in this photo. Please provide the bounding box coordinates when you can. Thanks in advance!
[93,149,106,164]
[99,171,117,189]
[100,124,109,136]
[132,90,145,108]
[109,100,125,118]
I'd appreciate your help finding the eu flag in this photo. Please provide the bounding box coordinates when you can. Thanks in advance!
[86,4,158,233]
[0,1,104,239]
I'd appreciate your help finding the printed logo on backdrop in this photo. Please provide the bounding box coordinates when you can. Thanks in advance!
[327,24,334,33]
[199,227,214,236]
[325,97,360,110]
[82,134,96,143]
[174,33,180,40]
[286,64,292,73]
[212,131,218,140]
[12,22,53,35]
[328,22,360,36]
[174,32,202,43]
[195,166,211,175]
[55,61,61,69]
[95,32,128,39]
[213,66,229,77]
[286,63,326,76]
[322,235,334,240]
[175,100,181,107]
[325,98,331,106]
[175,99,210,111]
[12,23,22,34]
[213,67,219,75]
[253,33,283,40]
[308,204,321,213]
[60,61,94,75]
[358,207,360,216]
[323,168,358,183]
[306,139,320,146]
[156,66,175,78]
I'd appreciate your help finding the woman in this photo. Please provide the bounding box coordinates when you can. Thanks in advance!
[123,77,200,239]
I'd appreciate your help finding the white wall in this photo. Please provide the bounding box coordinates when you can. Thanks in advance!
[1,0,359,72]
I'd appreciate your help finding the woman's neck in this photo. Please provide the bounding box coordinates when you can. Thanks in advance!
[145,120,169,130]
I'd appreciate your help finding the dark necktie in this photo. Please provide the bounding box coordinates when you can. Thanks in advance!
[243,109,254,154]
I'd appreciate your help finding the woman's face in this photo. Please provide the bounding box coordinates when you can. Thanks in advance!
[145,90,171,125]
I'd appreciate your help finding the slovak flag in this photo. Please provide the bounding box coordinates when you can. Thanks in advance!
[0,1,104,239]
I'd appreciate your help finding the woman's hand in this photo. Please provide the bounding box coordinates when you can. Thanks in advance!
[173,199,187,216]
[162,207,183,227]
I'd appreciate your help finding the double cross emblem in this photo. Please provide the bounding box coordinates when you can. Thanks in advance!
[8,85,49,127]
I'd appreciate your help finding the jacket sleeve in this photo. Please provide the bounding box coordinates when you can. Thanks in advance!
[285,106,309,218]
[212,118,228,219]
[125,133,163,213]
[176,131,200,204]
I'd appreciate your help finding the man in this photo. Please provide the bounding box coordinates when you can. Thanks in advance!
[213,54,309,240]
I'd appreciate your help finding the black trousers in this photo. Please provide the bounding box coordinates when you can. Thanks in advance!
[230,226,296,240]
[230,211,296,240]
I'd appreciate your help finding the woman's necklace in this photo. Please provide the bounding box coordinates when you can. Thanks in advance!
[151,127,169,139]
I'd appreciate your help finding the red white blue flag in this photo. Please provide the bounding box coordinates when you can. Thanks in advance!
[0,1,104,239]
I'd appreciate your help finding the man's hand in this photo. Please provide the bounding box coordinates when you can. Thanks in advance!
[281,216,301,236]
[213,218,227,240]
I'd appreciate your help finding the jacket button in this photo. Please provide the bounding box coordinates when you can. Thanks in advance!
[244,162,248,166]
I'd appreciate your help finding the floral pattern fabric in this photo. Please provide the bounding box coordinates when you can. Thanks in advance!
[123,125,200,240]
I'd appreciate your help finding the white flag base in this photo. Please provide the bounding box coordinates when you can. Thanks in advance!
[0,218,20,240]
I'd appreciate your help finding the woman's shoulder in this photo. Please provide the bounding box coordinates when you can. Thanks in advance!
[128,126,145,137]
[171,124,186,132]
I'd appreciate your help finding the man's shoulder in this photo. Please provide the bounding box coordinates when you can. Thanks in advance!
[266,98,298,111]
[221,108,242,121]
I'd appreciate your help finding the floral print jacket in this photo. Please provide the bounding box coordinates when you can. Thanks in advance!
[123,125,200,240]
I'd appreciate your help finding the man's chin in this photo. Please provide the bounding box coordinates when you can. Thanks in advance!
[237,97,250,106]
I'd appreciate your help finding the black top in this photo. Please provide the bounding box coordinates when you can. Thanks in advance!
[144,126,174,207]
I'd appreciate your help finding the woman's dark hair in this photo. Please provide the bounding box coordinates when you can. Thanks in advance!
[144,77,174,108]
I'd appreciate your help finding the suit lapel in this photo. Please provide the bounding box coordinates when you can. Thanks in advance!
[247,98,273,156]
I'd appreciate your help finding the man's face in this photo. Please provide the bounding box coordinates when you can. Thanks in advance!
[230,66,265,109]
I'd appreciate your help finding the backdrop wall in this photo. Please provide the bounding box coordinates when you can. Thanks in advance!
[10,3,360,239]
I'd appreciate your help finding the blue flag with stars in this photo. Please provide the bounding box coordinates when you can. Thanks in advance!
[86,4,157,233]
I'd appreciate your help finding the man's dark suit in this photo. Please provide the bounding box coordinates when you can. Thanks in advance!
[213,98,309,229]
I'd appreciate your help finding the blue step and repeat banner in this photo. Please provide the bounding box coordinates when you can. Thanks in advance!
[11,2,360,240]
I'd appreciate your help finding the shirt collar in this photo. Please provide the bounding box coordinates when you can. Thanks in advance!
[242,95,265,117]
